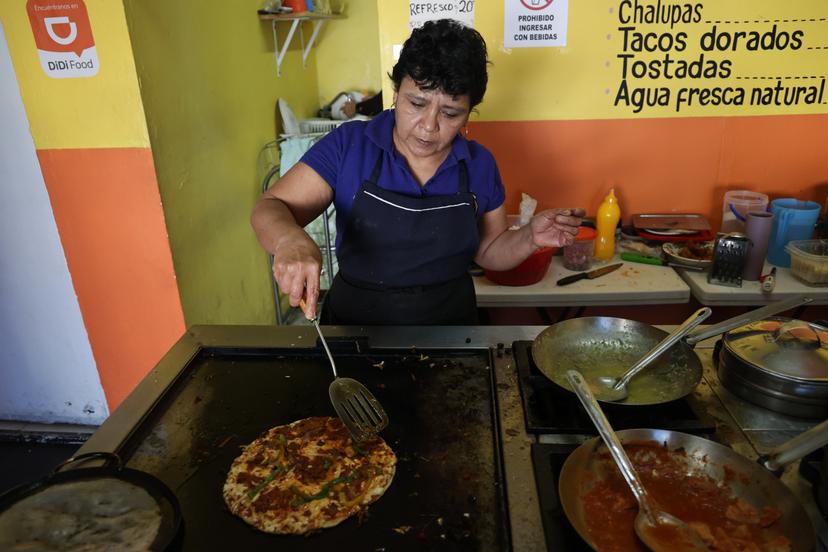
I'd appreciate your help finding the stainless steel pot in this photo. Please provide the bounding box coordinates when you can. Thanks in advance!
[716,317,828,419]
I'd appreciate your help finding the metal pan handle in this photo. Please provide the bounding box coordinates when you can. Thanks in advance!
[565,370,651,507]
[760,418,828,472]
[53,451,122,474]
[614,307,711,391]
[684,295,814,345]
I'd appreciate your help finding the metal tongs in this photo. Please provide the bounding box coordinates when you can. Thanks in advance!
[301,300,389,442]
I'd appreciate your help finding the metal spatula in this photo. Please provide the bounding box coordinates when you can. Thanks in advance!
[301,301,389,441]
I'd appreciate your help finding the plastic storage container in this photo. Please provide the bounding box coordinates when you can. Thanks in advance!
[564,227,597,271]
[721,190,769,233]
[483,247,557,286]
[785,239,828,286]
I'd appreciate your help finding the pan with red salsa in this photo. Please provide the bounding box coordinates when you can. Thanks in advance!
[580,441,792,552]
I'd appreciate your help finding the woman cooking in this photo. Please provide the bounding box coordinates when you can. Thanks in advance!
[251,19,585,325]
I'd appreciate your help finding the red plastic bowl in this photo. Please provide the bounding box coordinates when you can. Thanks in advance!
[483,247,557,286]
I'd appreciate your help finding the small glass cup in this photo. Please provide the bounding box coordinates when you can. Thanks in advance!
[563,227,597,271]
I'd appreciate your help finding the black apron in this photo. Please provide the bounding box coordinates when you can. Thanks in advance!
[322,152,480,325]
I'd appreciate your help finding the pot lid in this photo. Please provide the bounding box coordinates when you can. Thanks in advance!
[722,317,828,382]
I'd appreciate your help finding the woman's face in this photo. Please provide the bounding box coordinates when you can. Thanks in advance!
[393,76,471,161]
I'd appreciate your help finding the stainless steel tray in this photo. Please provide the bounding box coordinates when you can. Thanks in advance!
[632,213,711,232]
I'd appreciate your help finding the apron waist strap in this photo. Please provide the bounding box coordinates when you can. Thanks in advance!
[339,271,464,293]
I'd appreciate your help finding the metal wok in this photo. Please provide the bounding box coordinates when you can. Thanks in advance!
[532,295,813,405]
[533,316,702,405]
[559,428,821,552]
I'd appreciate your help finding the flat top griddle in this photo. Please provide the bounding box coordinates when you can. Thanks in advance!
[119,344,509,551]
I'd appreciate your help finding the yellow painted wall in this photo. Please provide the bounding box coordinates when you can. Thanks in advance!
[1,0,149,148]
[315,1,382,104]
[123,0,324,325]
[378,1,828,121]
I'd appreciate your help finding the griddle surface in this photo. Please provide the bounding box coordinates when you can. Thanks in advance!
[123,346,508,551]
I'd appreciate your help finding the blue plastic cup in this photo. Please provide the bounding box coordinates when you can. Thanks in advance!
[767,198,821,267]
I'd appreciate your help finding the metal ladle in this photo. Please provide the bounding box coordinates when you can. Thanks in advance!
[566,370,708,552]
[592,307,712,402]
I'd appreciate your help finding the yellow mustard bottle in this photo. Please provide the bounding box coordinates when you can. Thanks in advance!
[594,189,621,261]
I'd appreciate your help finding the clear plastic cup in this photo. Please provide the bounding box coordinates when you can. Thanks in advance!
[563,227,596,271]
[721,190,768,233]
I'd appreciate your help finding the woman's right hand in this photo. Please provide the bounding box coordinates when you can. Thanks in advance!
[529,208,586,248]
[251,162,335,320]
[272,229,324,320]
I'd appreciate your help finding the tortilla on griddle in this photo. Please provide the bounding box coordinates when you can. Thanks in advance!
[0,477,162,551]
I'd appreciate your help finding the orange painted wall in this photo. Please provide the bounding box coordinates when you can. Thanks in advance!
[469,114,828,228]
[37,147,186,409]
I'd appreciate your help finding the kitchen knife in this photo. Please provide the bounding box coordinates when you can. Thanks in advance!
[620,251,706,272]
[556,263,623,286]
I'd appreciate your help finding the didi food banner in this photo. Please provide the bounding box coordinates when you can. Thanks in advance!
[26,0,99,78]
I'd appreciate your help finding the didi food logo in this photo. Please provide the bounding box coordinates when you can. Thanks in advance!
[26,0,99,78]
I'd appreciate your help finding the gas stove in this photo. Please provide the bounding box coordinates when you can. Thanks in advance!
[511,339,717,550]
[800,448,828,519]
[511,335,828,552]
[530,443,594,551]
[511,341,715,437]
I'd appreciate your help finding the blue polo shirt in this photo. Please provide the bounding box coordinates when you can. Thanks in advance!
[301,109,505,248]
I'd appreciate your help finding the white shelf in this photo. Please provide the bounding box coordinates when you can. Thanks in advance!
[258,13,344,77]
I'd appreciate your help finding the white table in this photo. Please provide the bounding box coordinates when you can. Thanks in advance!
[474,254,691,307]
[676,262,828,306]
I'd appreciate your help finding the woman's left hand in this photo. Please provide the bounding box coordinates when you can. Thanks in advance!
[529,208,586,248]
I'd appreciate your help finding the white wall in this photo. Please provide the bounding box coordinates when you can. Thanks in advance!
[0,23,108,425]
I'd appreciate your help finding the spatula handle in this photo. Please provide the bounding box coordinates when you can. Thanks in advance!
[299,299,337,378]
[615,307,711,390]
[566,370,649,504]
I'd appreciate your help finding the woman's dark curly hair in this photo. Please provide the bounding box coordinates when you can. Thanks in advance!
[390,19,489,109]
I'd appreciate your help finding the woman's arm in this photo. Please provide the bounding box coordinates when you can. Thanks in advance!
[251,162,334,319]
[474,205,585,271]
